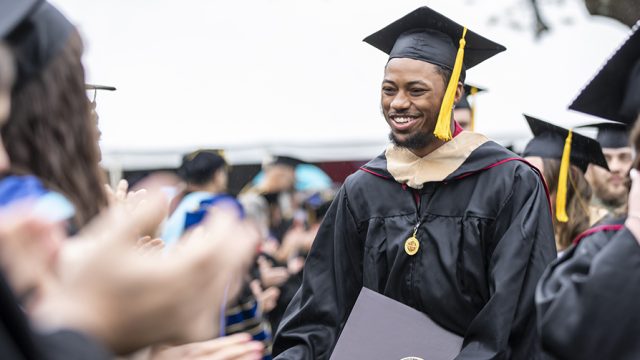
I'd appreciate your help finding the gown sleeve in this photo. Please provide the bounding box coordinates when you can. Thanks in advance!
[272,185,364,360]
[536,228,640,359]
[456,167,557,359]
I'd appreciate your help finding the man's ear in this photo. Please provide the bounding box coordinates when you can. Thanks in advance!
[453,82,464,105]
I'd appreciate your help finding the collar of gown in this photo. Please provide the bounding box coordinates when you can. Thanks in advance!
[385,130,490,189]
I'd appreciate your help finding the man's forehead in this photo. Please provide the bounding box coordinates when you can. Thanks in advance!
[603,146,633,154]
[384,58,441,77]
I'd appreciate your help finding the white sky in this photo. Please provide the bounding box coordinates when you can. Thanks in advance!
[48,0,630,167]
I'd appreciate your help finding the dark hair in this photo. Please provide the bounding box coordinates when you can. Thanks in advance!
[178,150,227,185]
[2,31,108,227]
[433,64,452,87]
[542,158,592,250]
[433,64,466,90]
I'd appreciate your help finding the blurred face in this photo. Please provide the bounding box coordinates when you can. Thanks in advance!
[262,165,295,193]
[381,58,462,156]
[454,108,472,130]
[587,147,633,207]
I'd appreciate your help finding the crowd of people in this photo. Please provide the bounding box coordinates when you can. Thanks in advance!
[0,1,639,359]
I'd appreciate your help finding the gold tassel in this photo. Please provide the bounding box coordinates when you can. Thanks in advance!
[556,129,573,223]
[434,27,468,141]
[469,86,478,132]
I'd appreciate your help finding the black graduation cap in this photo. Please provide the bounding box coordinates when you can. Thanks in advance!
[456,84,486,110]
[4,0,74,88]
[86,84,116,103]
[363,7,506,75]
[363,7,505,141]
[577,122,630,149]
[569,22,640,125]
[0,0,40,37]
[464,84,485,96]
[522,114,608,172]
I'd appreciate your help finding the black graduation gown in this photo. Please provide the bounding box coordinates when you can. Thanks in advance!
[536,218,640,359]
[273,140,557,359]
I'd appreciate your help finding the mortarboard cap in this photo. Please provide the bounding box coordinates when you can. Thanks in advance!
[464,84,485,97]
[577,122,630,149]
[0,0,40,38]
[85,84,116,91]
[364,7,505,141]
[4,1,75,88]
[522,114,608,172]
[456,84,486,110]
[523,114,608,224]
[86,83,116,103]
[363,7,505,73]
[569,22,640,125]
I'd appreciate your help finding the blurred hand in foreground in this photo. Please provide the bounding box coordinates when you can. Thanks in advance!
[19,191,259,354]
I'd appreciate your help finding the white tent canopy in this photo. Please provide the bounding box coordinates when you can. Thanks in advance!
[50,0,629,169]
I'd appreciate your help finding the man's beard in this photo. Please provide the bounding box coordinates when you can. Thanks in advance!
[386,108,440,150]
[592,176,628,208]
[389,129,433,149]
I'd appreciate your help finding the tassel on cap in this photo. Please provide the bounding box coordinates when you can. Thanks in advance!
[469,86,478,131]
[556,129,573,223]
[434,27,468,141]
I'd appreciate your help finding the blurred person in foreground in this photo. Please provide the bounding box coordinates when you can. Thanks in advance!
[521,115,606,254]
[0,1,264,359]
[536,22,640,359]
[0,32,262,360]
[273,6,556,359]
[0,0,109,233]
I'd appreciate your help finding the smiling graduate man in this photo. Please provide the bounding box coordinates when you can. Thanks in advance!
[273,7,556,360]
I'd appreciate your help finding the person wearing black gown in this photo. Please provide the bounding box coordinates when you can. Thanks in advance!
[273,7,557,360]
[536,21,640,360]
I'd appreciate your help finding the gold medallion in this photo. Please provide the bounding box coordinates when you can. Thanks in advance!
[404,236,420,256]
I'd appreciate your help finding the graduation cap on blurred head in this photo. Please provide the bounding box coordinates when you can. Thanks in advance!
[569,22,640,126]
[522,114,608,223]
[577,122,630,149]
[2,0,75,89]
[364,6,505,141]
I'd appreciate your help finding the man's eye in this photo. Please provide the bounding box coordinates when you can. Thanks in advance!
[410,89,427,95]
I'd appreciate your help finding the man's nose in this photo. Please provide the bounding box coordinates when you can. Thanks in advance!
[390,91,410,111]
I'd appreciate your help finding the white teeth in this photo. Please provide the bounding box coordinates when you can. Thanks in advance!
[393,117,415,124]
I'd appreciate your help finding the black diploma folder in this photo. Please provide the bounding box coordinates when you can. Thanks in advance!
[330,287,463,360]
